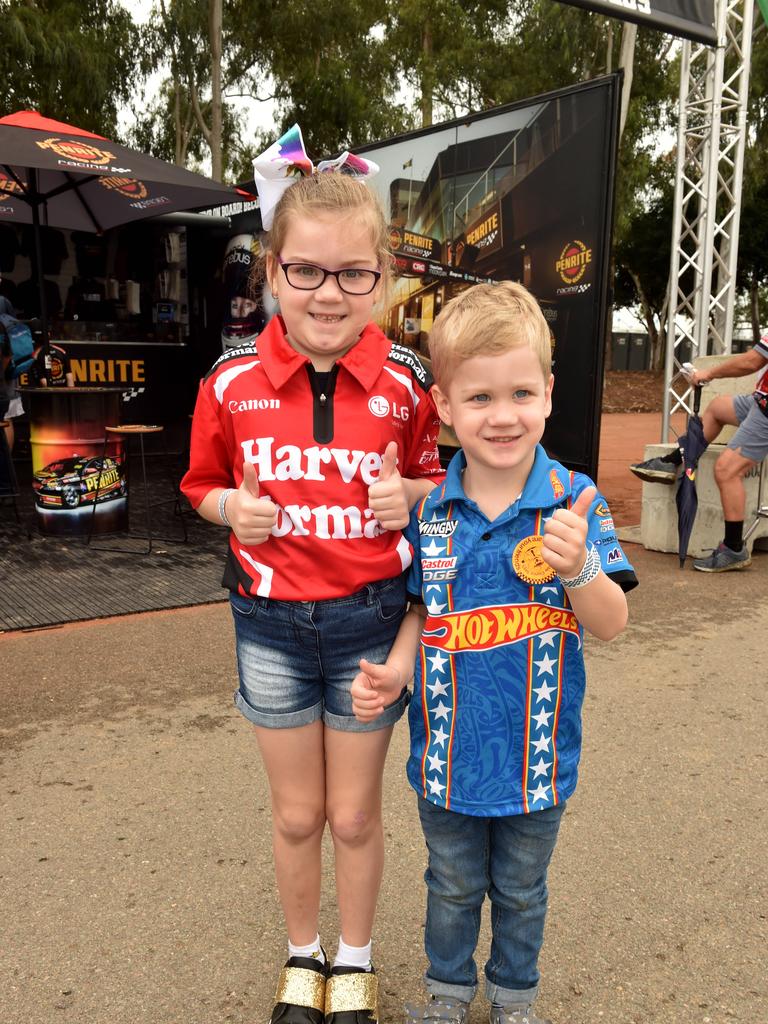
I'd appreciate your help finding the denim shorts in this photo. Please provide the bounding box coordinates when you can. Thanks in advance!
[230,574,409,732]
[729,394,768,463]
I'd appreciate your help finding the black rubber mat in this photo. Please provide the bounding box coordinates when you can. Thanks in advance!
[0,459,228,633]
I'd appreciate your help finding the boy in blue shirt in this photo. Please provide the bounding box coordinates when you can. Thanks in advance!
[352,282,637,1024]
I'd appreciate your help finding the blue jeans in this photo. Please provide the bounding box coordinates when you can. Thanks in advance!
[417,796,566,1006]
[231,574,409,731]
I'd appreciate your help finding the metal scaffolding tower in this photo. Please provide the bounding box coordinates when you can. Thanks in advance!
[662,0,755,438]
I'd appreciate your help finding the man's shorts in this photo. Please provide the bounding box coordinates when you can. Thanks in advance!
[728,395,768,463]
[230,573,409,732]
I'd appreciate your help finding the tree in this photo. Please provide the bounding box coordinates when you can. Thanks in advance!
[0,0,142,139]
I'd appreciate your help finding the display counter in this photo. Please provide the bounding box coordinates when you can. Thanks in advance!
[23,386,127,536]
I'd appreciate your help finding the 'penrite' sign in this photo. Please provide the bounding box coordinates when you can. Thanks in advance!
[555,0,716,45]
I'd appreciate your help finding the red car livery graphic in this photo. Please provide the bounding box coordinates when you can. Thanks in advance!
[33,455,125,510]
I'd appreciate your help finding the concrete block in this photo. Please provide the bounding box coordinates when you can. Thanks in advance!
[639,442,768,557]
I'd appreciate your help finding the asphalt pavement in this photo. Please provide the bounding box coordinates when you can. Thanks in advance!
[2,538,766,1024]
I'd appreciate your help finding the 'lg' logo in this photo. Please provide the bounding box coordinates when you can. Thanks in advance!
[369,396,390,417]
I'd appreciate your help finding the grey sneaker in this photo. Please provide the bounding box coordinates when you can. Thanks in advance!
[629,456,679,484]
[693,542,751,572]
[405,996,471,1024]
[490,1005,552,1024]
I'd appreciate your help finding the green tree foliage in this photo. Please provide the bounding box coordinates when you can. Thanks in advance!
[251,0,410,155]
[0,0,142,138]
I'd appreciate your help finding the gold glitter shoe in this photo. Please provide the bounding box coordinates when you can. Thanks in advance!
[324,964,378,1024]
[270,952,329,1024]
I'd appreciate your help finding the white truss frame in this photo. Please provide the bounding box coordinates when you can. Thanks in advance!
[662,0,755,437]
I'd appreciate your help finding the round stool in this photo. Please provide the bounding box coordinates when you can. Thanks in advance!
[87,424,187,553]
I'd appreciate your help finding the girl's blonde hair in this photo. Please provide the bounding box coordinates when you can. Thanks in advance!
[428,281,552,386]
[253,172,393,296]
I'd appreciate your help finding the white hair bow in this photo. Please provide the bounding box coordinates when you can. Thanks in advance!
[251,123,379,230]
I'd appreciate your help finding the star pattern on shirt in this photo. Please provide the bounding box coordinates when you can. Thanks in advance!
[530,757,552,779]
[422,539,444,558]
[528,781,551,803]
[426,597,447,615]
[432,725,449,748]
[532,707,553,730]
[427,678,450,699]
[432,701,451,722]
[531,733,551,755]
[427,777,446,797]
[427,651,448,674]
[533,680,556,703]
[427,751,446,774]
[534,653,556,676]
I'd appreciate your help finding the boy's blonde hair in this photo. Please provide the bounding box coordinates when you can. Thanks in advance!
[428,281,552,385]
[254,172,393,295]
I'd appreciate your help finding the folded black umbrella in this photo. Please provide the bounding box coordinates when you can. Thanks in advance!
[675,385,708,567]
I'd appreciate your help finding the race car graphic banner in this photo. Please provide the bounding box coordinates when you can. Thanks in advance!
[27,389,127,536]
[356,75,622,479]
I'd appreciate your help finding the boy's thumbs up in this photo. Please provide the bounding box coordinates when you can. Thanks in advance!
[241,459,260,498]
[571,485,597,520]
[379,441,399,482]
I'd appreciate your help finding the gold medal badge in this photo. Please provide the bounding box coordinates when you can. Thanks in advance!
[512,535,557,585]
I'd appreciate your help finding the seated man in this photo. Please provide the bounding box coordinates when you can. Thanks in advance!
[630,338,768,572]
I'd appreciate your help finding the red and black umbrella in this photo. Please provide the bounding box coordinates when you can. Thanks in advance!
[0,110,252,342]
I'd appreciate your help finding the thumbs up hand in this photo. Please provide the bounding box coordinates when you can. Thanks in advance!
[351,658,403,722]
[368,441,409,531]
[226,461,278,545]
[541,485,598,579]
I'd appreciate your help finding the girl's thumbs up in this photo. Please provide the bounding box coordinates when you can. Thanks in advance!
[242,460,260,498]
[379,441,400,482]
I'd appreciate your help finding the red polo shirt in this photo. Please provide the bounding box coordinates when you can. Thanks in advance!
[182,316,442,600]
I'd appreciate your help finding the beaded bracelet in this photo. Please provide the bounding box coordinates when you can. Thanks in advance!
[559,543,601,589]
[218,488,236,527]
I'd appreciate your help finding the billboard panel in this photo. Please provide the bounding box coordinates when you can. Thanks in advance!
[555,0,716,46]
[357,75,622,479]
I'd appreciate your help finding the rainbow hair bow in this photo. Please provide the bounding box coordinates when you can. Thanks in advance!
[252,123,380,230]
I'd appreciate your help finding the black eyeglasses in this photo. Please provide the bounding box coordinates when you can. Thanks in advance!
[277,257,381,295]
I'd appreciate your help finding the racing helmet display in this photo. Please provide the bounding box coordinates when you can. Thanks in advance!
[221,233,276,351]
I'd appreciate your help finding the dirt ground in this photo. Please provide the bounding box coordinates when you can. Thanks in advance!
[602,371,666,414]
[2,375,765,1024]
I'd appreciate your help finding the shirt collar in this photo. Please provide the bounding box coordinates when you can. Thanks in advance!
[430,446,573,512]
[256,315,391,392]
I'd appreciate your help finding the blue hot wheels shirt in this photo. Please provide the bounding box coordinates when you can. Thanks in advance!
[404,445,637,818]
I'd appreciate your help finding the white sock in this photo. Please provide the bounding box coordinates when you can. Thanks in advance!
[333,937,372,970]
[288,934,324,963]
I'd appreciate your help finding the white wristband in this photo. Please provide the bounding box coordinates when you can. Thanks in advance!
[559,543,601,589]
[218,488,236,527]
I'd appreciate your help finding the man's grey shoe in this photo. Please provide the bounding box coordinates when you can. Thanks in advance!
[629,456,679,484]
[405,996,470,1024]
[490,1005,552,1024]
[693,542,752,572]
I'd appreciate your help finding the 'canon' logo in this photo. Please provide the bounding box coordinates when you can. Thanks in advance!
[229,398,281,413]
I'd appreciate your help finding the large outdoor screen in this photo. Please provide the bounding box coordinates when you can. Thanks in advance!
[356,75,621,480]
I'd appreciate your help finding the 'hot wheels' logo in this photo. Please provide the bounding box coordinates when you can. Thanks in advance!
[423,602,579,653]
[0,177,23,195]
